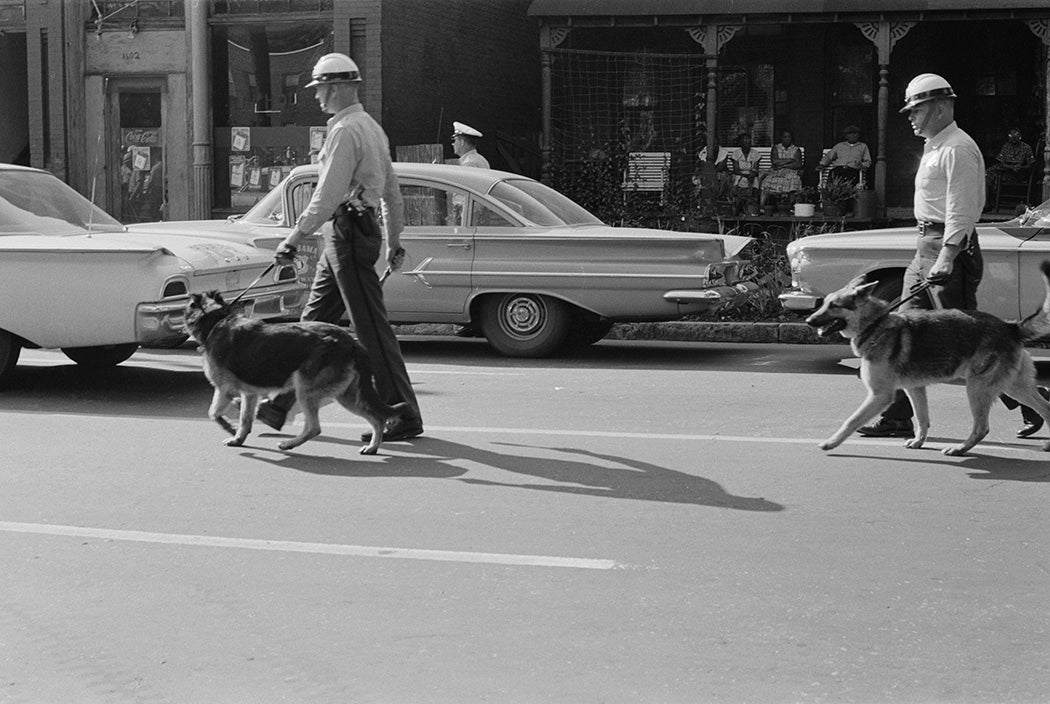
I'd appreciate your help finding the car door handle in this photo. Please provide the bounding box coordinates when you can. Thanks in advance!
[447,241,472,250]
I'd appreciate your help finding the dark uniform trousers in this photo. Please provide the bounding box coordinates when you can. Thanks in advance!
[880,223,982,422]
[269,204,420,420]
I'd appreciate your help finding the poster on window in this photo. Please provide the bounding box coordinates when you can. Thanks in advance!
[231,126,251,152]
[131,146,151,172]
[309,126,326,152]
[269,167,283,189]
[229,156,245,188]
[248,166,262,188]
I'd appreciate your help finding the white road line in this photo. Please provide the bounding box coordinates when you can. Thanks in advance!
[0,521,621,571]
[0,410,1039,453]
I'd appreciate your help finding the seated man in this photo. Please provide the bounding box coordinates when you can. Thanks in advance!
[987,127,1035,202]
[819,125,871,188]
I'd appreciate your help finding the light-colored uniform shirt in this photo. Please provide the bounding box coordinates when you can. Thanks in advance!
[821,140,872,170]
[294,103,404,240]
[913,121,986,246]
[458,149,490,169]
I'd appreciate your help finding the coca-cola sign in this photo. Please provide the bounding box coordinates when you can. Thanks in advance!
[122,128,161,147]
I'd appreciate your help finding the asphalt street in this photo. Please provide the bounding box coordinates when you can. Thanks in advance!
[2,337,1049,703]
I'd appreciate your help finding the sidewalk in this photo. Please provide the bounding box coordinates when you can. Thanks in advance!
[392,320,846,345]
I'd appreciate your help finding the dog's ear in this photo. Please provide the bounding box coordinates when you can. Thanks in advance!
[188,293,203,308]
[209,290,225,306]
[853,281,880,298]
[845,273,869,290]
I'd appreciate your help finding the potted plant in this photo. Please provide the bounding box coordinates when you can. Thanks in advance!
[819,175,855,217]
[793,186,818,217]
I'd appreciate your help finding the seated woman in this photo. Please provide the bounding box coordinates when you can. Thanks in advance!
[760,129,803,208]
[718,132,762,200]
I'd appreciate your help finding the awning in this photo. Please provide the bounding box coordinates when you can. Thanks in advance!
[528,0,1050,17]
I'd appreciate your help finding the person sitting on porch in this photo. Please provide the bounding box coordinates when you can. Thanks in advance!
[760,129,803,208]
[819,125,871,188]
[718,132,762,197]
[986,127,1035,203]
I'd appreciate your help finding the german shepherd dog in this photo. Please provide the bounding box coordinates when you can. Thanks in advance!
[806,261,1050,456]
[185,291,409,455]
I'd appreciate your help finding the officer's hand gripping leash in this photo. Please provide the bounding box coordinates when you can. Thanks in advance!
[379,247,406,286]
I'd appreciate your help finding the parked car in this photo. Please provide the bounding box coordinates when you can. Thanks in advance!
[0,163,308,387]
[130,163,756,357]
[779,202,1050,321]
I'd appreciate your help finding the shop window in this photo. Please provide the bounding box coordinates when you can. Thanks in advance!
[212,22,334,212]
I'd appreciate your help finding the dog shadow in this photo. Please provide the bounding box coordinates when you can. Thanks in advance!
[833,442,1050,482]
[246,433,783,510]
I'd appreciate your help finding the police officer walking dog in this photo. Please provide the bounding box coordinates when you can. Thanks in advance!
[858,73,985,438]
[257,53,423,442]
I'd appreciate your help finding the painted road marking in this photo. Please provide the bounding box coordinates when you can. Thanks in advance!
[0,410,1038,454]
[0,521,621,571]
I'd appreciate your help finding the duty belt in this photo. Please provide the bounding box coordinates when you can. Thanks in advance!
[917,220,945,235]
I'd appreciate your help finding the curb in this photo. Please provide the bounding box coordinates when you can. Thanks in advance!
[392,321,846,345]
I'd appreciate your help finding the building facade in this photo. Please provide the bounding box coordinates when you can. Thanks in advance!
[528,0,1050,217]
[0,0,540,221]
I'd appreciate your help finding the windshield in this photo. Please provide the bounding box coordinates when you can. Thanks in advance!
[240,184,286,225]
[1014,197,1050,227]
[0,170,124,235]
[488,179,603,227]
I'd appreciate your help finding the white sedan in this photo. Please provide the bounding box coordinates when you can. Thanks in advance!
[780,203,1050,320]
[0,164,308,387]
[132,163,756,357]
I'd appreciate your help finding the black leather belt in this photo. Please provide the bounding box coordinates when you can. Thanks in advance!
[918,221,945,234]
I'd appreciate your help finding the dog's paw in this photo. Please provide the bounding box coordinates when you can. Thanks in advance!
[904,437,926,449]
[942,445,967,456]
[818,438,840,451]
[215,417,236,435]
[359,445,378,456]
[223,436,245,447]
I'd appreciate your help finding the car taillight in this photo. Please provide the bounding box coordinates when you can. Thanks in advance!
[162,278,189,298]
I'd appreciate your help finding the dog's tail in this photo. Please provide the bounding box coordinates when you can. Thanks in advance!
[1018,260,1050,342]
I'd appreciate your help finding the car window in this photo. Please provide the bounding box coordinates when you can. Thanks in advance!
[0,170,123,235]
[487,179,602,227]
[402,184,464,227]
[290,181,315,222]
[471,199,515,227]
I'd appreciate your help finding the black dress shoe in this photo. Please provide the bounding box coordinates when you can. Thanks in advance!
[1017,387,1050,437]
[256,402,288,431]
[857,418,914,437]
[360,417,424,443]
[1017,419,1043,438]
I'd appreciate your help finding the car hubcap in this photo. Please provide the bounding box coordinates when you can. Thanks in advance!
[500,296,546,338]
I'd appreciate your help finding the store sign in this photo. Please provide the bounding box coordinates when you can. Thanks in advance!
[122,128,161,147]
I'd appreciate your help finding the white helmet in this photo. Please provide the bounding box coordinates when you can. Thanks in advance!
[899,73,956,112]
[306,53,361,87]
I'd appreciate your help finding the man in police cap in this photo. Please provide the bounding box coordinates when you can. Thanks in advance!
[257,52,423,442]
[858,72,986,438]
[451,122,490,168]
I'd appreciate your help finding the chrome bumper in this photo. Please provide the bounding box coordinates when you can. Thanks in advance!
[663,281,760,309]
[135,284,308,345]
[778,289,823,312]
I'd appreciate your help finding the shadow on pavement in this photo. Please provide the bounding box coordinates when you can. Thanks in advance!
[250,434,785,511]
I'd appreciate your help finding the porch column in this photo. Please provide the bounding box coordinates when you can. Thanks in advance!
[688,24,741,159]
[538,25,569,183]
[187,0,212,218]
[1026,19,1050,202]
[857,21,914,215]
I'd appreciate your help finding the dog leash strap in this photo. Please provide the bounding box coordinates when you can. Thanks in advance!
[887,280,933,313]
[228,262,276,307]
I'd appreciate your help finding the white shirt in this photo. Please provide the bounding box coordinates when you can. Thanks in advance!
[295,104,404,239]
[458,149,490,169]
[913,121,986,246]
